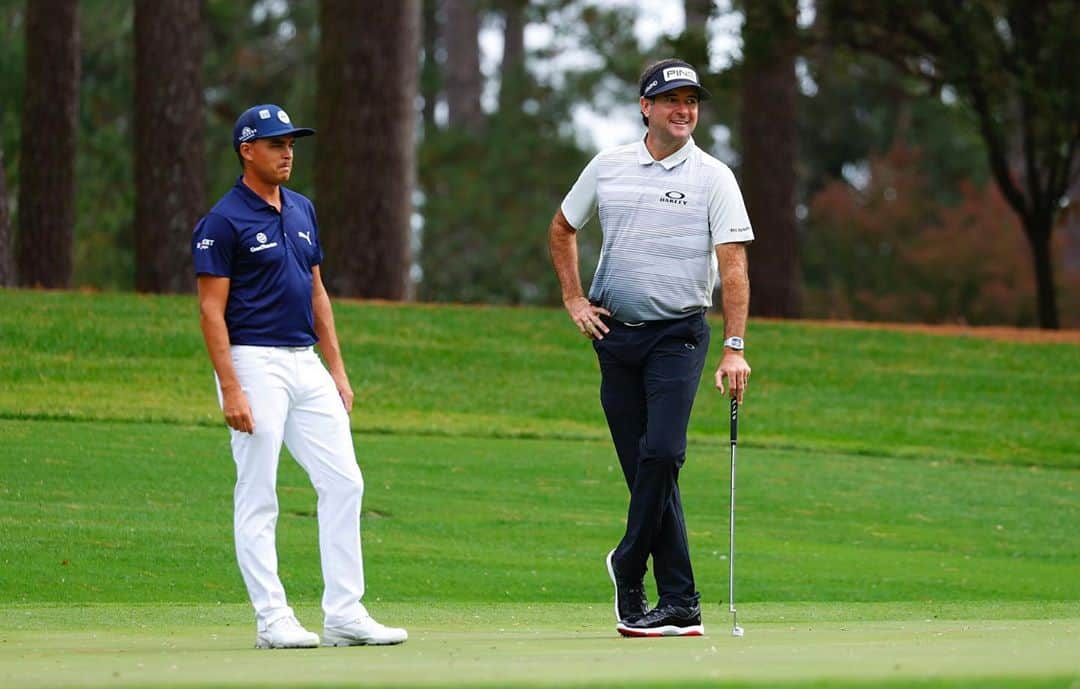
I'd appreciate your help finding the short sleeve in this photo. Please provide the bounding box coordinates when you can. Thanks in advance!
[708,166,754,246]
[560,155,601,230]
[192,213,236,277]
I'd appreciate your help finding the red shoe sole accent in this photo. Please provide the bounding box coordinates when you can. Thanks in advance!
[617,624,704,638]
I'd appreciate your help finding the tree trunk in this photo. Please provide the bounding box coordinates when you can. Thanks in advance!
[498,0,527,115]
[444,0,484,131]
[421,0,442,134]
[0,143,11,286]
[316,0,418,299]
[1025,215,1060,330]
[17,0,79,288]
[682,0,714,154]
[134,0,205,293]
[741,0,801,318]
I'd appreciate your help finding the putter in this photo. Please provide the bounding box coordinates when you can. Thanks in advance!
[729,396,744,637]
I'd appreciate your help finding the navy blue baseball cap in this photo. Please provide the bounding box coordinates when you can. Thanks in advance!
[640,61,711,100]
[233,104,315,150]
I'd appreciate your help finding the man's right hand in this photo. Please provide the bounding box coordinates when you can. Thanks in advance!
[565,296,611,340]
[221,385,255,434]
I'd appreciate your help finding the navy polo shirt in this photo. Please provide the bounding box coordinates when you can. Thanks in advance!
[192,177,324,346]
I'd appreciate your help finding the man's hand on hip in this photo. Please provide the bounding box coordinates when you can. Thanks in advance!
[566,296,611,340]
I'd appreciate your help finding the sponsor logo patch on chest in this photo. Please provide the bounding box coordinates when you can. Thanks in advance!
[660,190,688,206]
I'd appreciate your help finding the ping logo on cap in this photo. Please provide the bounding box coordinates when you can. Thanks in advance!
[663,67,698,84]
[258,109,271,120]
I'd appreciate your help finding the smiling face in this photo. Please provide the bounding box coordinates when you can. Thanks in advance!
[640,86,699,148]
[240,135,295,186]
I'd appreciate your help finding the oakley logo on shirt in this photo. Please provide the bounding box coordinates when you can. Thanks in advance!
[660,190,688,206]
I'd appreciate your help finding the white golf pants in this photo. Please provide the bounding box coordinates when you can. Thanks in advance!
[218,345,366,630]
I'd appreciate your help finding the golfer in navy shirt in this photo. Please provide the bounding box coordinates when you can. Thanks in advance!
[192,104,406,649]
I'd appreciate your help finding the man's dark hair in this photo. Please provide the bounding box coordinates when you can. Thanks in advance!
[638,58,689,126]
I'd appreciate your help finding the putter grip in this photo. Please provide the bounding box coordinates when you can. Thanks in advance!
[730,397,738,442]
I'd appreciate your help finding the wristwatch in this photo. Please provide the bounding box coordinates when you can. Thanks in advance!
[722,336,744,351]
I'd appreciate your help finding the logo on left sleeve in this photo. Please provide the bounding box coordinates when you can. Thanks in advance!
[196,238,215,250]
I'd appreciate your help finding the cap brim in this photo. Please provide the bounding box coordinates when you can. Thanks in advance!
[649,80,711,100]
[276,127,316,138]
[246,127,316,143]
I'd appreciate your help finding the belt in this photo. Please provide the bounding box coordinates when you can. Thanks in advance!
[601,310,704,329]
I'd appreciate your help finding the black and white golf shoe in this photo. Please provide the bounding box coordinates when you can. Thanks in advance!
[617,602,704,638]
[606,549,648,624]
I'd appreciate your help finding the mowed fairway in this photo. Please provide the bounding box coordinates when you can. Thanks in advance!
[4,602,1077,688]
[0,290,1077,688]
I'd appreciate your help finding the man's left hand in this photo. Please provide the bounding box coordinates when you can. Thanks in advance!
[332,372,354,413]
[715,353,751,403]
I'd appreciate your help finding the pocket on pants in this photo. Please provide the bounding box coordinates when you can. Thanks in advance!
[231,346,272,371]
[228,347,276,399]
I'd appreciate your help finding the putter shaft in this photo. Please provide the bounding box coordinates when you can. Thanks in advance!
[729,397,739,629]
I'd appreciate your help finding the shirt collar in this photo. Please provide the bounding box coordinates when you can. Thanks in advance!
[233,176,294,211]
[636,136,696,170]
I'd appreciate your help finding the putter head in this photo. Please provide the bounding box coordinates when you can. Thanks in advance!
[731,626,744,637]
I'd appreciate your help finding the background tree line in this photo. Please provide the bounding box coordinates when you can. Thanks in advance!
[1,0,1076,328]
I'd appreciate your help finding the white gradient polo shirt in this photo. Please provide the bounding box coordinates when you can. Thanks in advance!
[561,137,753,322]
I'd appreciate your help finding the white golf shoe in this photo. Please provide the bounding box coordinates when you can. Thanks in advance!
[323,615,408,646]
[255,615,320,649]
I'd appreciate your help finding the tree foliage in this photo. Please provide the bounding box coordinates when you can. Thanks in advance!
[822,0,1080,328]
[805,142,1078,327]
[3,0,1072,331]
[798,49,989,205]
[417,0,596,305]
[0,9,20,287]
[74,1,135,290]
[0,142,10,286]
[202,0,319,197]
[418,112,591,304]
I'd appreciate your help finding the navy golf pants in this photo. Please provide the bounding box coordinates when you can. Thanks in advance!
[593,311,709,607]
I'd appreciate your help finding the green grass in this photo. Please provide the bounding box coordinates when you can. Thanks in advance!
[2,421,1077,605]
[1,289,1077,466]
[0,289,1077,688]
